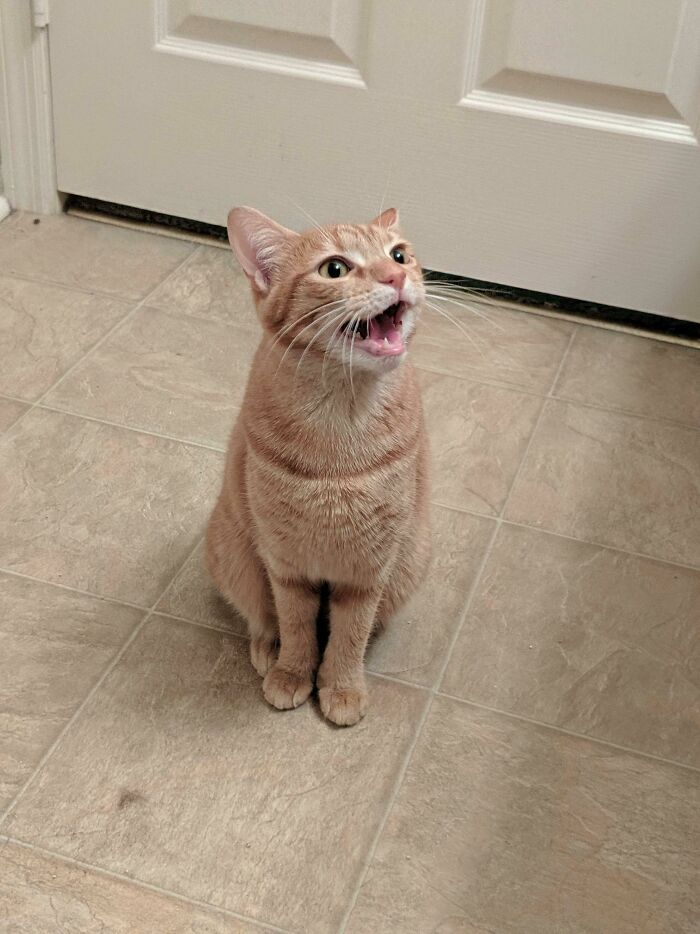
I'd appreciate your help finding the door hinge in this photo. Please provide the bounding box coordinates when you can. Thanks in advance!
[31,0,50,28]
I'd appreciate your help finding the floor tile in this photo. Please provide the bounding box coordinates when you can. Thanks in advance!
[0,840,260,933]
[421,370,542,516]
[0,398,28,432]
[346,697,700,934]
[0,409,222,604]
[155,541,247,635]
[6,617,426,934]
[44,306,258,448]
[505,399,700,567]
[147,245,259,331]
[0,275,130,400]
[0,573,141,814]
[413,299,573,392]
[367,507,494,686]
[443,524,700,767]
[0,213,193,300]
[554,326,700,426]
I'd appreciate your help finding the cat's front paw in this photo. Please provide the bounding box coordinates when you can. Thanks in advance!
[318,685,368,727]
[263,665,313,710]
[250,637,277,677]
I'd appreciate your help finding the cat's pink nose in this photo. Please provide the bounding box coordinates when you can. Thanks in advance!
[373,260,406,291]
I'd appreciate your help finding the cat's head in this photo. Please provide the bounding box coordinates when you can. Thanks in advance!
[228,206,424,374]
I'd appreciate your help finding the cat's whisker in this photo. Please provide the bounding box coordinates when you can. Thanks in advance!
[321,313,352,386]
[425,290,497,321]
[423,300,486,357]
[274,299,346,358]
[424,290,506,331]
[347,311,362,400]
[339,310,354,388]
[275,304,348,377]
[424,277,512,299]
[267,299,346,360]
[377,173,391,220]
[287,196,324,235]
[426,289,503,327]
[292,308,350,387]
[424,282,510,308]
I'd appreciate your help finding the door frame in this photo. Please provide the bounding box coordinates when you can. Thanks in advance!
[0,0,60,214]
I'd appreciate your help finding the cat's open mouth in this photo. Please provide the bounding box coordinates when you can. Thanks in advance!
[341,302,406,357]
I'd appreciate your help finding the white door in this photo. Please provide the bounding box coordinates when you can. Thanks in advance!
[49,1,700,321]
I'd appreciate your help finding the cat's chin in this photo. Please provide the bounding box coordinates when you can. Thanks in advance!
[351,348,408,375]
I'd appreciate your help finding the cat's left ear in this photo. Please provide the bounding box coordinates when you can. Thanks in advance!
[370,207,400,231]
[227,206,299,294]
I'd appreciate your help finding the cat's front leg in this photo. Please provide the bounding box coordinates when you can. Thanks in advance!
[317,584,381,726]
[262,573,319,711]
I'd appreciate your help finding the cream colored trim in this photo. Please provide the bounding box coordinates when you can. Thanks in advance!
[0,0,61,213]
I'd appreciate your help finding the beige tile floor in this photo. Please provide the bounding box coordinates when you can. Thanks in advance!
[0,211,699,933]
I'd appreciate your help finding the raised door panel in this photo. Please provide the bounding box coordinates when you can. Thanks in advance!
[156,0,369,85]
[464,0,700,143]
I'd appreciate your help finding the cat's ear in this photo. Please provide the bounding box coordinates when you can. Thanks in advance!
[371,207,400,231]
[227,207,298,293]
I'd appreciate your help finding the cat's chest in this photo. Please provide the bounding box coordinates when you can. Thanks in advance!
[249,457,414,573]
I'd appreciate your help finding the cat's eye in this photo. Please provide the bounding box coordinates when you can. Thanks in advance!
[390,247,407,264]
[319,258,351,279]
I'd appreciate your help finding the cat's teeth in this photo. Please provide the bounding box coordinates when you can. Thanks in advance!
[383,337,389,345]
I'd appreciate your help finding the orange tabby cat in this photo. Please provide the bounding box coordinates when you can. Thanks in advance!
[205,206,430,726]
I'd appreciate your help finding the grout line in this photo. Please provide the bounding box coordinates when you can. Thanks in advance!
[337,686,435,933]
[0,566,150,610]
[153,610,433,692]
[339,518,503,932]
[522,303,700,349]
[498,328,577,520]
[34,249,202,402]
[0,248,201,442]
[152,610,434,706]
[549,324,578,396]
[435,691,700,775]
[35,402,228,454]
[414,346,700,434]
[154,609,249,639]
[498,518,700,573]
[0,836,292,934]
[414,355,700,433]
[364,670,430,692]
[546,390,700,433]
[0,614,151,827]
[431,501,700,574]
[0,534,205,829]
[0,398,33,434]
[412,359,556,400]
[430,498,495,521]
[155,609,432,696]
[137,294,260,335]
[1,269,149,303]
[0,391,34,406]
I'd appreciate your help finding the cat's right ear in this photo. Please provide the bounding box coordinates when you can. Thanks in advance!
[227,207,298,294]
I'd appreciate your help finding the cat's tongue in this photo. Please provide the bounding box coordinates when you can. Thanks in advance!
[364,311,404,357]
